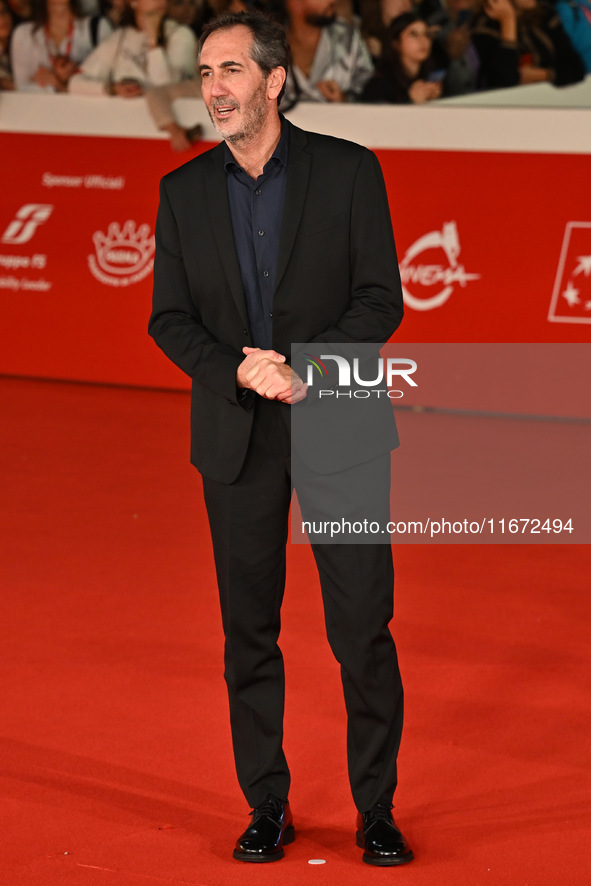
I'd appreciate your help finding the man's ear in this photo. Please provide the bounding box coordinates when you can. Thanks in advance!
[267,66,287,100]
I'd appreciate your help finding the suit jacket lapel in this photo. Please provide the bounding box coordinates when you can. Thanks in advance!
[203,144,250,329]
[275,121,311,293]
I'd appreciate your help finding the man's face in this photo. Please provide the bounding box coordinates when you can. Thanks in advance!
[199,25,271,145]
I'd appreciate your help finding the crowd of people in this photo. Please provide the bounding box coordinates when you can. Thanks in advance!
[1,0,590,147]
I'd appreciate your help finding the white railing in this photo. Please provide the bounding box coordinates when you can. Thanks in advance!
[1,86,591,154]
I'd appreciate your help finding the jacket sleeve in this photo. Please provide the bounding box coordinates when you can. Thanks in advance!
[148,177,245,405]
[308,148,403,346]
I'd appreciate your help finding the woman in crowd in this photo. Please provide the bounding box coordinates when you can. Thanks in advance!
[0,0,17,87]
[362,10,444,102]
[360,0,413,61]
[11,0,95,90]
[69,0,196,94]
[472,0,585,88]
[69,0,197,149]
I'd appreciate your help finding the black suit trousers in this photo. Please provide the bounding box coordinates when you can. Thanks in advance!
[202,398,404,813]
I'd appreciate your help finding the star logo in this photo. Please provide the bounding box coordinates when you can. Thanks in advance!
[561,282,580,307]
[548,223,591,325]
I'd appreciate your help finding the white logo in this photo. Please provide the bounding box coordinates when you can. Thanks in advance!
[548,221,591,325]
[304,354,417,399]
[88,220,155,287]
[399,221,480,311]
[2,204,54,245]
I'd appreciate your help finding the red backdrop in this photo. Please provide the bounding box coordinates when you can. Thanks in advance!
[1,132,590,391]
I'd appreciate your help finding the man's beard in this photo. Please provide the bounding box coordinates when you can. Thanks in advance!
[208,78,268,145]
[305,12,337,26]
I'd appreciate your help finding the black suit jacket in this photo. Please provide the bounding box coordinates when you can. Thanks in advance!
[149,119,404,483]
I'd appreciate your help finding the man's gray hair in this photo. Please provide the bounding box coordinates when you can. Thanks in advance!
[199,12,290,103]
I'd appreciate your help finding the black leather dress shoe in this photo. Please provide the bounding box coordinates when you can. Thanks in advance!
[233,794,295,862]
[356,802,413,866]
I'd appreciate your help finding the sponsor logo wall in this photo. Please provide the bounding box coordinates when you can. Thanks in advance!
[0,134,589,390]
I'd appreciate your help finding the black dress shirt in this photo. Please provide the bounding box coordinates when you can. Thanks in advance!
[225,121,289,350]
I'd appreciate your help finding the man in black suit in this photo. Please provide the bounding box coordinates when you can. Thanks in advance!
[149,11,413,867]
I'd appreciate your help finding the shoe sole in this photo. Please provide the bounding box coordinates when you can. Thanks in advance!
[356,832,414,866]
[233,826,295,863]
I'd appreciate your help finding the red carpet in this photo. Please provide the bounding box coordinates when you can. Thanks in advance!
[1,377,590,885]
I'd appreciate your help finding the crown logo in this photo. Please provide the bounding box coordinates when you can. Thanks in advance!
[88,220,155,288]
[93,220,154,276]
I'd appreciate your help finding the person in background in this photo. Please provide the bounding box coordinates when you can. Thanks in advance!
[86,0,125,46]
[11,0,95,90]
[362,10,443,101]
[143,0,256,150]
[69,0,196,95]
[69,0,198,148]
[472,0,585,89]
[0,0,17,86]
[426,0,479,95]
[554,0,591,71]
[6,0,32,20]
[144,74,204,150]
[166,0,254,36]
[281,0,374,105]
[79,0,99,16]
[360,0,412,61]
[166,0,201,32]
[332,0,354,21]
[207,0,258,20]
[209,0,252,10]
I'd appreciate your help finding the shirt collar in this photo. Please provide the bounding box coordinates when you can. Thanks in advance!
[224,115,289,175]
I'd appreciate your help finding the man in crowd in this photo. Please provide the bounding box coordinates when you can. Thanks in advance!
[281,0,373,105]
[149,10,413,867]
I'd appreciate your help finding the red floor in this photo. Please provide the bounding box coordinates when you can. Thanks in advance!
[1,377,590,885]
